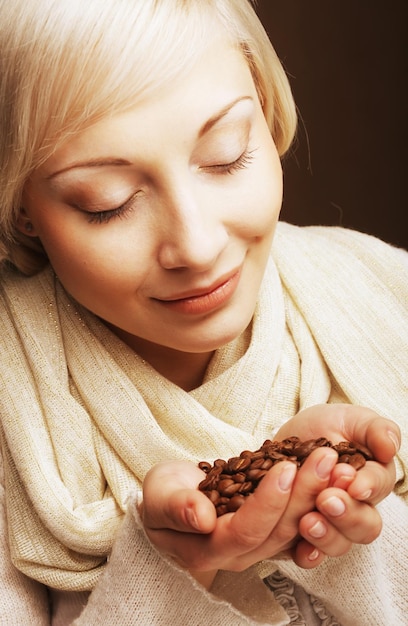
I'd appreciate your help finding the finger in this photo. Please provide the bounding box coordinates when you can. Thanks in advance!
[329,462,356,489]
[230,448,340,568]
[346,460,396,505]
[344,410,401,464]
[292,539,327,569]
[271,447,338,533]
[298,511,352,557]
[227,462,298,550]
[145,461,298,572]
[276,405,401,466]
[316,487,383,544]
[142,461,216,533]
[367,422,401,463]
[166,488,218,533]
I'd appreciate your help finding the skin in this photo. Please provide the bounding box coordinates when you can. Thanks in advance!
[20,38,400,587]
[22,40,282,391]
[142,404,399,585]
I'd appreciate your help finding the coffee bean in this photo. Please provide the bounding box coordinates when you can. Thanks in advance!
[232,472,247,484]
[216,504,229,516]
[219,480,242,497]
[238,481,253,494]
[246,468,268,481]
[347,452,367,470]
[206,490,220,505]
[227,457,251,473]
[198,461,212,473]
[227,494,246,512]
[249,457,267,470]
[198,436,373,516]
[338,454,352,464]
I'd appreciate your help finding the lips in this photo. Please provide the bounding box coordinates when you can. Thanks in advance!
[155,269,241,315]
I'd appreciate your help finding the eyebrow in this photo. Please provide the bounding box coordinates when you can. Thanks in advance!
[46,158,131,180]
[47,95,253,180]
[198,95,253,137]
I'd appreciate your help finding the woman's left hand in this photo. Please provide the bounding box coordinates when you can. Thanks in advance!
[276,404,400,568]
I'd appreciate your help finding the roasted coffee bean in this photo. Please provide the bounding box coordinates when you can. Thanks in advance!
[216,504,229,516]
[246,468,268,481]
[227,457,251,473]
[218,497,229,505]
[261,458,274,470]
[241,449,265,460]
[227,494,247,512]
[218,480,242,497]
[232,472,247,484]
[238,481,253,494]
[291,439,318,458]
[347,452,367,470]
[198,436,374,516]
[249,457,268,470]
[206,490,221,505]
[198,461,212,473]
[198,476,216,491]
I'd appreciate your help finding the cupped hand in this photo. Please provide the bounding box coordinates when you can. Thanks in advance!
[277,404,401,568]
[276,403,399,504]
[141,445,340,575]
[141,405,400,577]
[276,404,400,467]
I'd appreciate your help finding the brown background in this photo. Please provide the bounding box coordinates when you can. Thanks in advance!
[256,1,407,249]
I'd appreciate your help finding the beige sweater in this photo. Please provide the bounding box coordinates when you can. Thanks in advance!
[0,223,407,625]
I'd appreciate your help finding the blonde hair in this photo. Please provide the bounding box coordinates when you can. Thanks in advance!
[0,0,297,275]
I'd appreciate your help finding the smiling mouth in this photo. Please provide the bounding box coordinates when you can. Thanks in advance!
[155,270,241,315]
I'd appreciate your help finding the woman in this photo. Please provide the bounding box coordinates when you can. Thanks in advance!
[0,0,407,624]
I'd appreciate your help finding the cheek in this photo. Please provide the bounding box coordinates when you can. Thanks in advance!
[38,221,97,274]
[36,219,139,297]
[265,156,283,226]
[249,127,283,218]
[241,155,282,237]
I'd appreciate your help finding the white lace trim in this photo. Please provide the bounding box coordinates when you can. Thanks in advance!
[265,571,342,626]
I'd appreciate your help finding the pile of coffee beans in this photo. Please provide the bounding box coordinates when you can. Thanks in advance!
[198,437,373,517]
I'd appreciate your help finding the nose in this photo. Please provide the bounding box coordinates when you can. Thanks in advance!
[157,180,229,271]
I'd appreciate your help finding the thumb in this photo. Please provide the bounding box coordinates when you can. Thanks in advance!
[142,460,216,533]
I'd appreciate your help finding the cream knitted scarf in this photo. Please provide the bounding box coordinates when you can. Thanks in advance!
[0,222,407,592]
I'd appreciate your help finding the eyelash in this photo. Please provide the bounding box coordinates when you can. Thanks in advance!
[85,194,137,225]
[208,148,256,175]
[85,148,256,225]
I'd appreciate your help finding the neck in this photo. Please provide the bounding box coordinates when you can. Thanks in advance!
[106,326,214,391]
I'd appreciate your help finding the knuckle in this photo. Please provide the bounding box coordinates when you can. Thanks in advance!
[322,540,352,558]
[229,526,261,552]
[359,518,382,544]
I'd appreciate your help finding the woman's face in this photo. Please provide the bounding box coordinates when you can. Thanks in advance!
[23,39,283,362]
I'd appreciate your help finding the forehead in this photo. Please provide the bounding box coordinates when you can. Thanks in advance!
[40,40,257,175]
[30,3,246,166]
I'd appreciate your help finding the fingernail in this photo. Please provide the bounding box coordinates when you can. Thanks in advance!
[321,496,346,517]
[279,463,297,491]
[185,507,200,530]
[309,520,327,538]
[357,489,372,501]
[332,474,354,490]
[388,430,400,453]
[316,451,338,479]
[308,548,320,561]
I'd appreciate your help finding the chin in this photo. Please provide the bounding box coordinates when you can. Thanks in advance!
[182,316,253,354]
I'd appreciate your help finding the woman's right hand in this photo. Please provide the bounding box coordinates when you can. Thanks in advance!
[140,446,340,578]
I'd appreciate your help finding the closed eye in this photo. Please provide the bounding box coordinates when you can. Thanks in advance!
[206,148,256,175]
[83,192,140,225]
